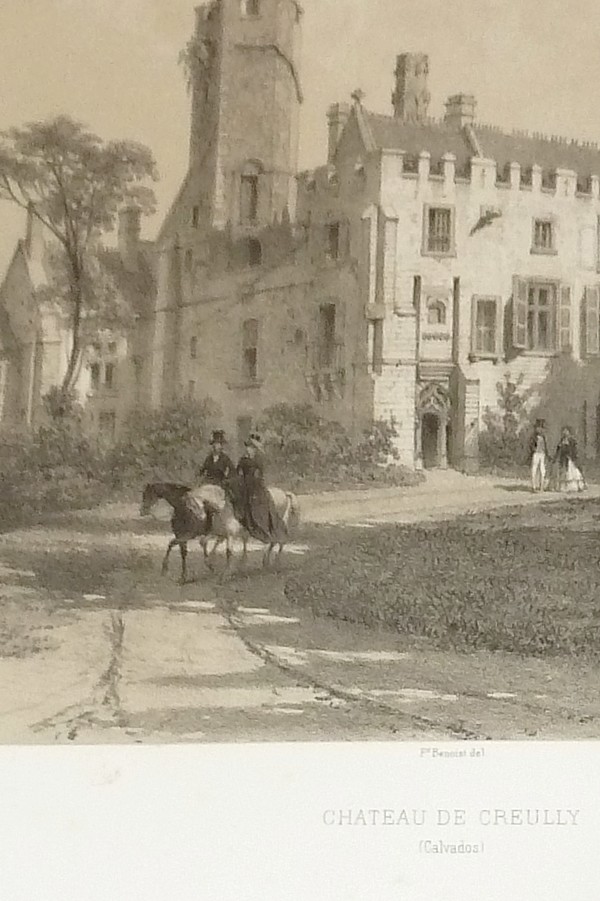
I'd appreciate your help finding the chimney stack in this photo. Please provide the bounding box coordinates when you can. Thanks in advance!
[444,94,476,130]
[392,53,430,123]
[327,103,351,163]
[118,206,141,272]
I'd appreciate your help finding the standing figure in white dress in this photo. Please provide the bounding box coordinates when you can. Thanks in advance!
[554,427,586,493]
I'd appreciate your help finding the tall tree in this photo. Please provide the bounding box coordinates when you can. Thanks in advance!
[0,116,158,394]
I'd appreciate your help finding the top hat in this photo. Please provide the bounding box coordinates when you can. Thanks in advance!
[534,419,546,429]
[245,432,262,449]
[210,430,226,445]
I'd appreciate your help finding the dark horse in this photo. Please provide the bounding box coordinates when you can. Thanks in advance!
[140,483,208,584]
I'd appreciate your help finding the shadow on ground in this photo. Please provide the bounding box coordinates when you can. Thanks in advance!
[0,511,315,605]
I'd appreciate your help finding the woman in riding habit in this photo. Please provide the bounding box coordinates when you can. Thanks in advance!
[234,432,288,544]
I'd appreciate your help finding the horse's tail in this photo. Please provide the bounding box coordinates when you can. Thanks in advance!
[283,491,301,531]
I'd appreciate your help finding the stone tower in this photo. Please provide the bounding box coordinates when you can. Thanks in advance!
[187,0,303,231]
[392,53,430,123]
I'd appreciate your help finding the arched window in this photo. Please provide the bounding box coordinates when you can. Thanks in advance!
[247,238,262,267]
[427,300,446,326]
[184,249,193,272]
[240,161,263,224]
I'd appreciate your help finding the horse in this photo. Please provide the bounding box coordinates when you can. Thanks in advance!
[140,482,209,584]
[192,483,301,571]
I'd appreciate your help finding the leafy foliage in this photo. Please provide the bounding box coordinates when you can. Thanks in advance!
[479,373,534,470]
[0,398,420,528]
[106,398,221,487]
[0,394,107,527]
[0,115,157,393]
[257,403,421,490]
[178,33,215,94]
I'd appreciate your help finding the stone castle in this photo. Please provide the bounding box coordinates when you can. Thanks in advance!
[3,0,600,468]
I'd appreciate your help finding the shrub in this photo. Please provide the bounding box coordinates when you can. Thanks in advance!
[479,374,533,470]
[257,403,351,477]
[106,397,221,488]
[257,403,421,490]
[0,398,108,527]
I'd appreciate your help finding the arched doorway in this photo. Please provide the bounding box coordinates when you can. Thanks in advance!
[422,412,439,469]
[416,382,451,470]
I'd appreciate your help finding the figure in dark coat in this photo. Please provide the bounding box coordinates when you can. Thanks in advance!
[198,431,234,488]
[234,433,288,544]
[199,431,235,532]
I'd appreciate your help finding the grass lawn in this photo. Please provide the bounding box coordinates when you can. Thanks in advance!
[216,498,600,738]
[283,497,600,660]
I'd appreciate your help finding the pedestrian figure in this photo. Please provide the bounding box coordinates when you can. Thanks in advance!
[554,426,586,493]
[234,432,288,545]
[528,419,549,493]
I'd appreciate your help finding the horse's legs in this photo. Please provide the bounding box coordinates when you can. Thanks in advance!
[241,535,249,566]
[179,542,188,584]
[162,538,178,575]
[222,535,234,577]
[262,543,274,569]
[208,537,223,567]
[201,535,213,569]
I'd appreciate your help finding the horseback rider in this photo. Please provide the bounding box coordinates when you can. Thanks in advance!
[198,430,235,532]
[234,432,288,545]
[198,430,235,488]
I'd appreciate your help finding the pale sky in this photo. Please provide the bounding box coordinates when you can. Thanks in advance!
[1,0,600,275]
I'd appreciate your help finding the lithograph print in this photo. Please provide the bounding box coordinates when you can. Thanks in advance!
[1,0,599,751]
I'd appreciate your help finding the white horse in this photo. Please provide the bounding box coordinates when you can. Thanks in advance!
[190,484,301,570]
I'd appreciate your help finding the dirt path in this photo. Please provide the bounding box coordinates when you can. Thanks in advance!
[0,471,596,743]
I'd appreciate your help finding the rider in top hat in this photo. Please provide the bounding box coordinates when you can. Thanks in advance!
[198,430,234,488]
[234,432,288,544]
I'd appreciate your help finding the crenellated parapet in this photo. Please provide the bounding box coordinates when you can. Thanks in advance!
[379,148,600,200]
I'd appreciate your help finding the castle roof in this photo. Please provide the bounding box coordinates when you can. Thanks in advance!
[364,111,600,181]
[97,244,156,317]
